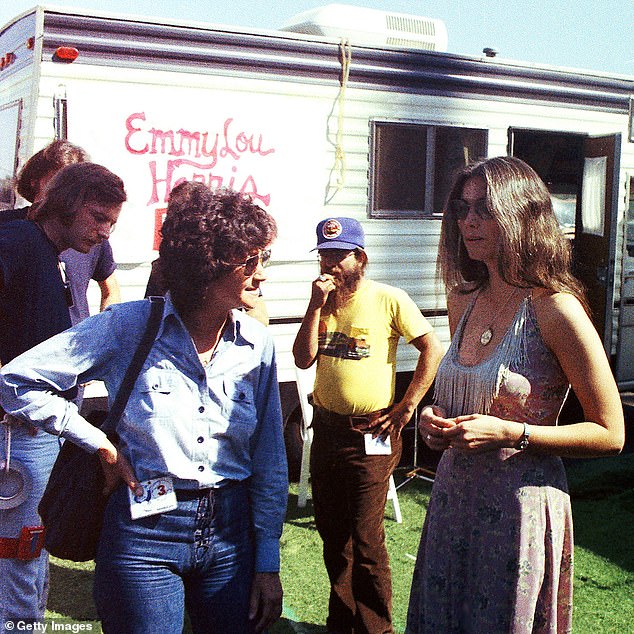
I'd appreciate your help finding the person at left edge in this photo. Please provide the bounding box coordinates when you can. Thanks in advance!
[0,183,288,634]
[0,162,125,627]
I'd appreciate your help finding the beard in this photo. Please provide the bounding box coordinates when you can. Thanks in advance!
[322,264,364,315]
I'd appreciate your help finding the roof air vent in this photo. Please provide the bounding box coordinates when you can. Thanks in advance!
[280,3,448,52]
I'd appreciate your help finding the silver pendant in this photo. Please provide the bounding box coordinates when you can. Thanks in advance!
[480,328,493,346]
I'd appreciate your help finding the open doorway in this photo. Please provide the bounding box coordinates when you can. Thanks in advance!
[509,128,620,349]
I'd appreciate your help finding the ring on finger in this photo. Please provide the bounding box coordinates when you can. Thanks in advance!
[318,274,327,282]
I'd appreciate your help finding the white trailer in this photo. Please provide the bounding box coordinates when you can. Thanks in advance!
[1,4,634,402]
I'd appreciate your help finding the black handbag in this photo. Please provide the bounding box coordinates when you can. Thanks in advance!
[38,296,165,561]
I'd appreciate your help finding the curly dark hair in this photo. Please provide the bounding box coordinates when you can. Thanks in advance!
[33,163,126,226]
[438,156,588,311]
[159,183,277,315]
[16,140,88,203]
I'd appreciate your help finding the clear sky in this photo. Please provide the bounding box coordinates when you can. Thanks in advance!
[1,1,633,76]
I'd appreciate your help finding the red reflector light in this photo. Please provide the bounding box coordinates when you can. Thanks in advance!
[53,47,79,62]
[0,52,16,70]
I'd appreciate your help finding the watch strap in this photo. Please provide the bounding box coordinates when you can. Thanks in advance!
[517,422,530,450]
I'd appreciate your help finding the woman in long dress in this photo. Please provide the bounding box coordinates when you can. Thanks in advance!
[406,156,624,633]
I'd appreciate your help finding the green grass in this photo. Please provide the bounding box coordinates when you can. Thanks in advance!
[564,454,634,633]
[46,455,634,633]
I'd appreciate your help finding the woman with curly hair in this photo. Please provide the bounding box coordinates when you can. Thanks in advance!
[0,183,287,633]
[406,157,624,633]
[144,183,270,325]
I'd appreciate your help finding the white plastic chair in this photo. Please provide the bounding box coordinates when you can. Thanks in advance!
[294,364,316,508]
[387,470,402,523]
[293,365,402,523]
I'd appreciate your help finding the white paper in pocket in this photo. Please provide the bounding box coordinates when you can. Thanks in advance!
[364,433,392,455]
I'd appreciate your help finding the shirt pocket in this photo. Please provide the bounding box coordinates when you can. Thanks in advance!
[133,368,189,420]
[221,377,257,431]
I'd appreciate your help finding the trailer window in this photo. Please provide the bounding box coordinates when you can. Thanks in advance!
[369,122,487,218]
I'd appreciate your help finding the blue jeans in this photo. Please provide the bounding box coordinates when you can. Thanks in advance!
[94,481,255,634]
[0,422,60,627]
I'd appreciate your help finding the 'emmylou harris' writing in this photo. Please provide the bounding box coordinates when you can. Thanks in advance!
[124,112,276,206]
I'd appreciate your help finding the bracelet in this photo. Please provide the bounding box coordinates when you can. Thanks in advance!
[516,422,530,451]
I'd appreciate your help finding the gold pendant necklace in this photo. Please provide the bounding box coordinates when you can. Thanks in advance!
[480,327,493,346]
[479,287,519,346]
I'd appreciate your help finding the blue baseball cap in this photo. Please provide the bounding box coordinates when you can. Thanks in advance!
[313,217,365,251]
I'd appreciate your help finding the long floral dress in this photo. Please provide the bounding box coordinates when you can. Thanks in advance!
[406,295,573,634]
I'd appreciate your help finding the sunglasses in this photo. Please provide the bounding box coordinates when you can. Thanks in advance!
[448,198,493,221]
[219,249,271,276]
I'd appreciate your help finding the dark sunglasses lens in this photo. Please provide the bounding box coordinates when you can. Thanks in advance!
[243,250,271,275]
[474,200,492,218]
[450,199,491,220]
[244,255,259,276]
[449,199,469,219]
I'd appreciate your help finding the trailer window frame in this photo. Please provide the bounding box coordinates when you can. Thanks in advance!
[626,175,634,258]
[368,120,488,219]
[0,99,23,210]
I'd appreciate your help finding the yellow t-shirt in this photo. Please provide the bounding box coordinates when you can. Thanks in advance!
[313,279,432,415]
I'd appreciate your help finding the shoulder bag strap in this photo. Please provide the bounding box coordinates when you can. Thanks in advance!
[100,296,165,435]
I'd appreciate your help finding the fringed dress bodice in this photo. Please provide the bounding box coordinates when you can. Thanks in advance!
[434,293,569,422]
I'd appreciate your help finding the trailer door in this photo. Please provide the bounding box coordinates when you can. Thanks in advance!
[574,134,620,351]
[615,175,634,386]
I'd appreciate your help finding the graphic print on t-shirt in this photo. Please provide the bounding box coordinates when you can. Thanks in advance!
[318,322,370,360]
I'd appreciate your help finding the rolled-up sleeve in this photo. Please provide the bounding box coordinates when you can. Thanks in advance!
[0,309,122,452]
[250,335,288,572]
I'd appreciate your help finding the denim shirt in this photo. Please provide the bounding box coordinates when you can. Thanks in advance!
[0,295,288,572]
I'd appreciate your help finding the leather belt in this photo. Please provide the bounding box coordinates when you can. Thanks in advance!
[175,488,212,501]
[314,406,388,430]
[175,479,246,500]
[0,526,45,560]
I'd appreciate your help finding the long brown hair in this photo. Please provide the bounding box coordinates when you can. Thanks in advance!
[438,156,588,310]
[16,140,88,203]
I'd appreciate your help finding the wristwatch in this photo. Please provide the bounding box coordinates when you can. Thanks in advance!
[516,422,530,450]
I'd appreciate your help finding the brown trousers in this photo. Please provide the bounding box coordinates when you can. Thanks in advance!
[310,407,402,634]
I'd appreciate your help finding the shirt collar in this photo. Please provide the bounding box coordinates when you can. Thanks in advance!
[158,294,256,349]
[228,309,258,349]
[155,293,181,340]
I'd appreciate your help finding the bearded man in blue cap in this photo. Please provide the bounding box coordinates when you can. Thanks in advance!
[293,217,443,634]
